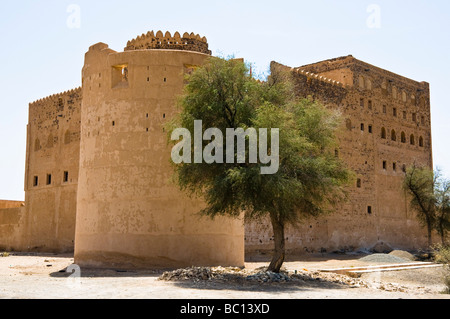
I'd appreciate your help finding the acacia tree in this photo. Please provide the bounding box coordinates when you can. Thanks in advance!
[403,165,450,246]
[168,57,353,272]
[434,171,450,245]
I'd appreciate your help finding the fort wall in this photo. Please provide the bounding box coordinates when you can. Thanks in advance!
[20,87,82,252]
[0,207,25,251]
[245,59,434,255]
[74,38,244,269]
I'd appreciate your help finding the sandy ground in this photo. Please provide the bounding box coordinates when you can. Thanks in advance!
[0,252,449,299]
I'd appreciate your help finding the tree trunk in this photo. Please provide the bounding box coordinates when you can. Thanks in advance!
[268,212,285,273]
[426,217,433,248]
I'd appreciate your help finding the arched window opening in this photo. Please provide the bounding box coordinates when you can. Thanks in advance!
[391,130,397,141]
[401,132,406,143]
[419,136,424,147]
[381,127,386,139]
[410,134,415,145]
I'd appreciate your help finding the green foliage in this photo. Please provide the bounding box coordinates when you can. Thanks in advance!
[403,165,450,245]
[403,165,436,228]
[168,56,353,226]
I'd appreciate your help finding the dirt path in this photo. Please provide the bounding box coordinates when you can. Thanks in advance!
[0,253,449,299]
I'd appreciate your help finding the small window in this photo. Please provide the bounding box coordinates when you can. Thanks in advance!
[393,163,397,171]
[146,113,149,118]
[147,77,150,82]
[361,123,364,131]
[381,127,386,139]
[368,206,372,215]
[368,100,373,110]
[412,113,417,122]
[421,116,425,125]
[146,128,149,132]
[163,114,166,119]
[63,171,69,183]
[368,125,373,134]
[357,179,362,188]
[33,176,39,187]
[393,108,397,117]
[402,164,407,173]
[46,174,52,185]
[403,111,407,120]
[112,121,115,126]
[383,161,387,170]
[383,105,387,114]
[164,78,167,83]
[360,98,364,108]
[419,136,424,147]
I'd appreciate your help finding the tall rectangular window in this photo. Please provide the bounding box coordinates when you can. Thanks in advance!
[46,174,52,185]
[33,176,39,187]
[63,171,69,183]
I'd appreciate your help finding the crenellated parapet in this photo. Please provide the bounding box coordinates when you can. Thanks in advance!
[29,87,82,107]
[124,30,212,55]
[294,68,347,88]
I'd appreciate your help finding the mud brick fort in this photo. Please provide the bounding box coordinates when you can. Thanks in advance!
[0,31,433,269]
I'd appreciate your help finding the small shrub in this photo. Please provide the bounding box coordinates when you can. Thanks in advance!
[433,244,450,264]
[432,245,450,294]
[0,252,10,257]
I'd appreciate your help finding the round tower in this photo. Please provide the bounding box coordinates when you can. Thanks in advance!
[74,32,244,269]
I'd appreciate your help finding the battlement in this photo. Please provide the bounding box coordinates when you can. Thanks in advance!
[294,68,347,88]
[30,87,82,106]
[124,30,211,55]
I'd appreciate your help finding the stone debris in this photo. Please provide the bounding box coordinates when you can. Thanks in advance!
[158,266,413,293]
[388,250,416,261]
[359,253,410,264]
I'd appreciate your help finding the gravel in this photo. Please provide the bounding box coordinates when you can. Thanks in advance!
[359,253,411,264]
[388,250,416,261]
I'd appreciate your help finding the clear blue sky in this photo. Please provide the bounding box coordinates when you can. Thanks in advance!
[0,0,449,200]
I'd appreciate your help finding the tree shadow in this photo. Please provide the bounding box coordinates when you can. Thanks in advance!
[49,266,166,279]
[166,276,350,293]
